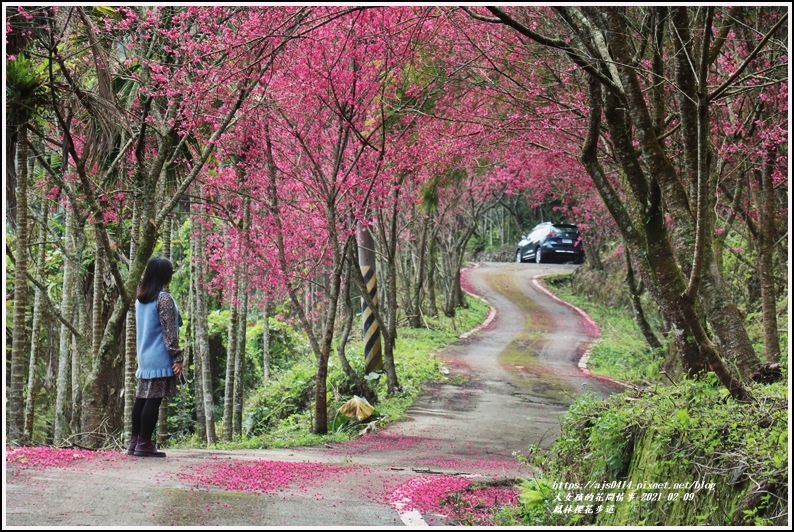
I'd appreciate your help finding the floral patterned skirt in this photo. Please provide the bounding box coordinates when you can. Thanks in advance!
[136,377,178,399]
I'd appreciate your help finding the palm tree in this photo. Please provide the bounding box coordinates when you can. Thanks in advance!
[6,54,49,441]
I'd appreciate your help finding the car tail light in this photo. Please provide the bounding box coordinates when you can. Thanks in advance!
[547,230,557,237]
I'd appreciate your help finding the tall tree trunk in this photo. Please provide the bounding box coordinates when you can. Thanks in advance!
[54,207,76,446]
[24,206,49,444]
[336,243,375,402]
[233,199,251,436]
[123,206,140,444]
[71,223,89,439]
[425,231,439,318]
[189,243,206,443]
[70,306,84,438]
[157,218,173,447]
[233,269,248,437]
[194,215,217,444]
[754,148,781,363]
[380,209,402,393]
[193,352,207,444]
[92,236,105,363]
[439,232,457,318]
[8,123,31,443]
[223,259,241,441]
[262,296,271,383]
[408,215,429,328]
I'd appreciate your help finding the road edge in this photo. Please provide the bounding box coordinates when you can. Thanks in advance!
[531,272,634,390]
[459,264,497,339]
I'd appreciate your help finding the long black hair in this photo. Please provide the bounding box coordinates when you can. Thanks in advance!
[136,256,174,304]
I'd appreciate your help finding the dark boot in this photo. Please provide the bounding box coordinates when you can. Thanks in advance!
[134,438,166,458]
[127,435,139,455]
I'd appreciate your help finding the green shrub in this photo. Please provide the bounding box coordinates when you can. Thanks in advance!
[499,375,788,526]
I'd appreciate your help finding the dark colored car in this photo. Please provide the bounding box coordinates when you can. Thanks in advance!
[515,222,585,264]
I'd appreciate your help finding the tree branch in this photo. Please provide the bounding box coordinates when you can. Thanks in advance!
[709,14,787,102]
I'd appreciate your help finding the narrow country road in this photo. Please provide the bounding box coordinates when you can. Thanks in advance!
[5,262,627,527]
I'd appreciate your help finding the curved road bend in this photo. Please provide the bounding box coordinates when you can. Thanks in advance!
[5,262,626,527]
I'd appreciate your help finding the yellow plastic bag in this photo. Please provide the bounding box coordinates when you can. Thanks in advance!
[338,395,375,421]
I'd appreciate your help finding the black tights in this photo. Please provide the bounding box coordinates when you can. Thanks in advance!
[131,397,163,440]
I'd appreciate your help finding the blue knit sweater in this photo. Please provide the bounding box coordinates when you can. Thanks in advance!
[136,291,181,379]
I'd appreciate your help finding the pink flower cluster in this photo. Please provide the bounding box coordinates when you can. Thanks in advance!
[388,475,519,525]
[176,459,350,495]
[6,446,116,470]
[389,475,471,513]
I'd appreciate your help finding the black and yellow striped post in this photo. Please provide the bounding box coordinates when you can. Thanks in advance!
[358,222,382,374]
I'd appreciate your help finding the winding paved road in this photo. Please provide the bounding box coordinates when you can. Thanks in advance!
[5,262,626,527]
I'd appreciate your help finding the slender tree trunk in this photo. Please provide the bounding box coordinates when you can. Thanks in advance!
[233,199,251,436]
[194,215,217,444]
[408,215,429,328]
[189,248,206,443]
[8,123,31,443]
[754,149,781,363]
[92,237,105,363]
[233,272,248,437]
[223,259,240,441]
[453,245,469,310]
[382,206,401,393]
[193,352,207,444]
[425,231,439,318]
[123,206,140,444]
[441,247,456,318]
[262,296,271,383]
[395,246,414,326]
[54,208,76,446]
[70,306,84,439]
[625,247,662,350]
[24,208,49,445]
[157,218,173,447]
[72,221,90,438]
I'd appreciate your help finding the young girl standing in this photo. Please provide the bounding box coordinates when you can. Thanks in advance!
[128,256,184,457]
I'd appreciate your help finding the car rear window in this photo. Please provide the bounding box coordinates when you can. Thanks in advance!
[552,224,579,235]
